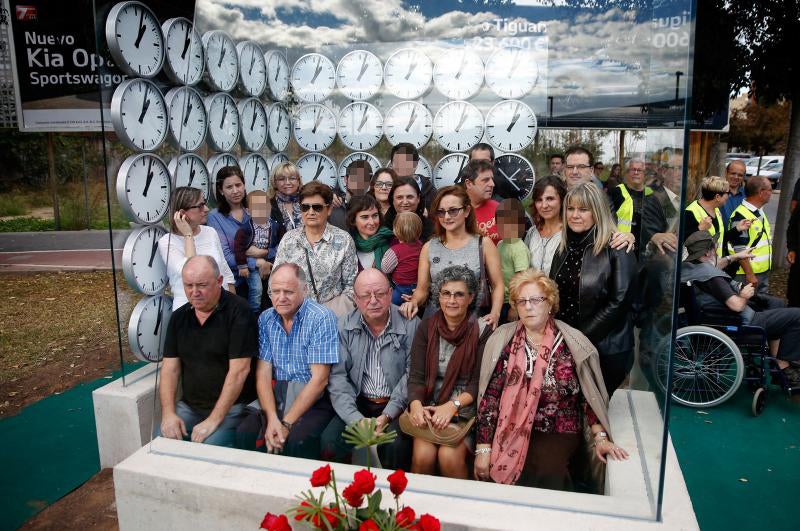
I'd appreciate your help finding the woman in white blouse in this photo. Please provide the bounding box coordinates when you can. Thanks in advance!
[158,186,235,310]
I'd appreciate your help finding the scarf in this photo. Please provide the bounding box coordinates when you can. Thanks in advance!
[490,319,557,485]
[425,311,479,405]
[354,226,394,268]
[275,192,301,230]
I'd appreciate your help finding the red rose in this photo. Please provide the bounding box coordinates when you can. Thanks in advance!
[322,506,342,528]
[351,469,376,495]
[359,519,379,531]
[396,506,416,527]
[387,469,408,497]
[295,501,323,528]
[418,514,441,531]
[260,512,291,531]
[342,483,364,508]
[310,464,332,487]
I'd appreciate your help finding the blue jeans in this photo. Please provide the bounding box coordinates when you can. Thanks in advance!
[156,401,247,448]
[246,268,263,313]
[392,283,416,306]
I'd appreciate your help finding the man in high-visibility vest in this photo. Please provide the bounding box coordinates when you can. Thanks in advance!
[684,176,751,257]
[609,158,651,255]
[728,175,774,297]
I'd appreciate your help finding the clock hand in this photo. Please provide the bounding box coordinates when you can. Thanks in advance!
[357,107,369,132]
[138,86,150,124]
[454,52,466,80]
[458,157,466,175]
[312,108,323,134]
[273,59,281,81]
[143,158,154,197]
[253,164,260,185]
[217,39,226,68]
[405,60,417,81]
[311,56,322,83]
[498,167,521,192]
[506,103,521,133]
[188,159,196,187]
[276,109,283,129]
[508,49,521,79]
[220,104,228,129]
[313,158,324,181]
[249,107,257,130]
[148,233,159,267]
[153,298,163,336]
[249,51,256,75]
[357,53,369,81]
[455,105,468,132]
[183,98,193,126]
[405,107,418,133]
[181,26,191,59]
[134,7,146,48]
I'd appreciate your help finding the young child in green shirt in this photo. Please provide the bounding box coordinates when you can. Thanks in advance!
[496,198,531,323]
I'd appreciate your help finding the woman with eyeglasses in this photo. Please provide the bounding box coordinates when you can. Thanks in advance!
[273,181,357,316]
[158,186,235,310]
[405,265,493,478]
[346,194,394,271]
[368,168,396,216]
[399,186,503,329]
[382,176,434,242]
[549,183,638,395]
[269,161,303,232]
[475,269,627,491]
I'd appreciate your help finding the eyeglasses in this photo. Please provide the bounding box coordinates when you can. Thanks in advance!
[434,207,466,219]
[439,289,467,300]
[629,168,644,173]
[185,203,206,210]
[374,181,394,189]
[565,164,591,171]
[267,288,297,298]
[300,203,328,212]
[276,176,299,183]
[515,296,547,307]
[355,289,390,302]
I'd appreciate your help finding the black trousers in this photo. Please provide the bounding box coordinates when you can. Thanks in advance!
[788,262,800,308]
[750,307,800,363]
[600,350,634,397]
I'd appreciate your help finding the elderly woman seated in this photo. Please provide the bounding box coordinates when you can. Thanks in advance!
[474,269,628,491]
[404,265,493,479]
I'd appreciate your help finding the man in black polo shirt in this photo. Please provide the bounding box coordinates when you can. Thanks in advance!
[159,255,258,447]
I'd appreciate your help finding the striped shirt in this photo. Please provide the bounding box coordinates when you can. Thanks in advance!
[360,315,392,398]
[257,299,339,382]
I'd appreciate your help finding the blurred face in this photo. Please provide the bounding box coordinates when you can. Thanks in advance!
[470,148,493,162]
[465,169,495,204]
[593,163,604,177]
[354,207,380,238]
[249,196,269,224]
[220,175,245,206]
[275,170,300,196]
[182,260,222,312]
[435,194,470,233]
[391,152,417,178]
[438,280,474,322]
[566,200,595,233]
[726,161,745,191]
[269,266,306,319]
[183,196,208,227]
[300,194,331,230]
[664,155,683,194]
[514,281,552,333]
[393,184,420,213]
[354,271,391,323]
[549,157,564,174]
[372,172,394,203]
[625,161,646,189]
[534,185,562,222]
[346,168,370,196]
[564,153,593,189]
[496,212,522,240]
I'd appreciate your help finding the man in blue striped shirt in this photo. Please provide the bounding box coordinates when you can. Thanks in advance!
[255,263,339,458]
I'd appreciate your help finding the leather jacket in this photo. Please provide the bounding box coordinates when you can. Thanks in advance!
[549,230,637,357]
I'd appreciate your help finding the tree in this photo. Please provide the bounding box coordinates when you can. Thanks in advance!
[728,100,791,155]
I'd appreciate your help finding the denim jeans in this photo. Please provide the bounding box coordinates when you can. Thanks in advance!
[392,283,416,306]
[155,401,247,448]
[246,268,263,313]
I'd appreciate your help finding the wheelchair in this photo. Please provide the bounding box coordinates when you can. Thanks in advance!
[652,281,799,416]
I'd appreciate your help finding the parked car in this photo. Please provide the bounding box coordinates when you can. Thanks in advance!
[745,155,784,176]
[757,162,783,189]
[725,152,752,163]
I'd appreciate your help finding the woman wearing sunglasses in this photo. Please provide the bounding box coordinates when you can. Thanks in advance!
[272,181,357,316]
[399,186,503,329]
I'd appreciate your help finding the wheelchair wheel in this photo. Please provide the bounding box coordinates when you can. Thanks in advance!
[751,387,767,416]
[653,325,744,408]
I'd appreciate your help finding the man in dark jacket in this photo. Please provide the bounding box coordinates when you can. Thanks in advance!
[787,205,800,307]
[391,143,435,210]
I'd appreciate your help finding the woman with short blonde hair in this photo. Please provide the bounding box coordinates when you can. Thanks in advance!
[269,161,303,231]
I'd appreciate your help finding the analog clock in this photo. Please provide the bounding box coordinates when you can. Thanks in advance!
[485,47,539,99]
[208,153,239,202]
[267,103,291,152]
[433,153,470,188]
[268,153,289,172]
[161,17,204,86]
[337,152,381,192]
[128,294,172,363]
[116,153,171,225]
[205,93,240,152]
[264,50,290,102]
[105,1,164,78]
[384,48,433,99]
[433,48,484,100]
[238,98,268,152]
[485,100,537,153]
[384,101,432,149]
[202,30,239,92]
[336,50,383,100]
[493,153,536,200]
[237,41,267,97]
[293,104,337,152]
[297,153,338,190]
[240,153,270,194]
[122,225,169,296]
[168,153,209,200]
[433,101,484,152]
[111,78,168,152]
[291,53,336,103]
[164,86,206,152]
[338,102,383,151]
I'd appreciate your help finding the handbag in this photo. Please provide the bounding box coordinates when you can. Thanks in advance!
[477,236,492,313]
[304,248,355,317]
[398,410,475,448]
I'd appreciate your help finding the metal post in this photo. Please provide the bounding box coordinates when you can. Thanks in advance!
[82,138,91,229]
[47,132,61,230]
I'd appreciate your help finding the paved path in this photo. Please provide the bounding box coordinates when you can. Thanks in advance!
[0,230,130,272]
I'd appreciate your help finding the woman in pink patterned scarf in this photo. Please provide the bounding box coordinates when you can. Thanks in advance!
[474,270,628,490]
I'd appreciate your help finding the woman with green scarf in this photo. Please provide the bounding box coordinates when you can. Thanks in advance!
[347,195,395,271]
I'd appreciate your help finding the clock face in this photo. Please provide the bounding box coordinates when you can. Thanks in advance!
[269,153,289,171]
[297,153,338,190]
[485,100,537,152]
[202,30,239,92]
[161,17,204,86]
[384,101,433,149]
[122,225,169,296]
[128,294,173,363]
[238,98,268,152]
[433,153,470,188]
[485,47,539,99]
[237,41,267,97]
[164,87,207,152]
[384,48,433,99]
[338,102,383,151]
[208,153,239,202]
[267,103,291,152]
[433,49,484,100]
[494,153,536,200]
[205,93,240,152]
[240,153,270,194]
[291,53,336,103]
[116,154,172,224]
[293,104,337,152]
[264,50,290,102]
[105,1,164,78]
[111,78,168,152]
[433,101,484,152]
[168,153,209,200]
[337,152,381,192]
[336,50,383,100]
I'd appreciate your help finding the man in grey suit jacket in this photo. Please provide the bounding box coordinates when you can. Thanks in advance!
[323,268,419,469]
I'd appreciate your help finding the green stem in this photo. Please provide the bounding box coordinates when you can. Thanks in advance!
[331,470,342,515]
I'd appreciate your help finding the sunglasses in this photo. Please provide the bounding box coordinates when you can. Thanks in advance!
[300,203,328,212]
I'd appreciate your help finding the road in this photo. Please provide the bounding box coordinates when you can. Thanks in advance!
[0,229,130,272]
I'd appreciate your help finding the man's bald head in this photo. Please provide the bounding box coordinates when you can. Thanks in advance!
[182,256,223,311]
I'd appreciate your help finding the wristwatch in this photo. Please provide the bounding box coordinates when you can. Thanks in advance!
[452,399,462,411]
[594,430,608,440]
[280,419,293,432]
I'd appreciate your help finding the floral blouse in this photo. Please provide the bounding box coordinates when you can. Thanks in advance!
[476,339,599,445]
